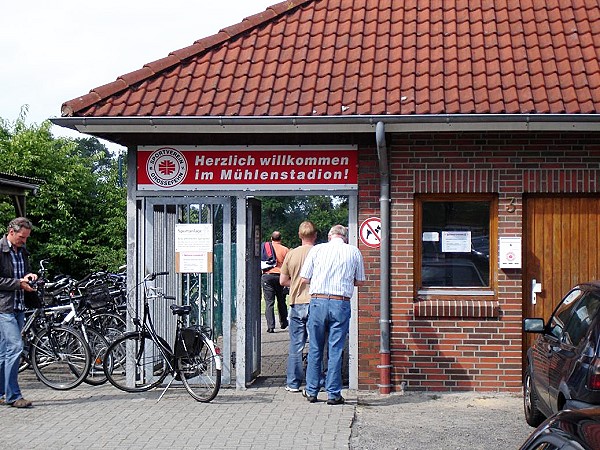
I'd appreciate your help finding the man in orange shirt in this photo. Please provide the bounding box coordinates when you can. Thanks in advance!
[261,231,289,333]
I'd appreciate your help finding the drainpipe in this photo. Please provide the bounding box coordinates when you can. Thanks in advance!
[375,121,392,394]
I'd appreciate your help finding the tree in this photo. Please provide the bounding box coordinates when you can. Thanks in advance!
[258,195,349,247]
[0,111,126,277]
[0,110,348,276]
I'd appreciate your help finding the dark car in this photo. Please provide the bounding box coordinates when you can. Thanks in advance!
[523,282,600,427]
[519,407,600,450]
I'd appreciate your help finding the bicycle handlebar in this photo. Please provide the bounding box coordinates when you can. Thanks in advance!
[147,271,169,281]
[72,273,93,288]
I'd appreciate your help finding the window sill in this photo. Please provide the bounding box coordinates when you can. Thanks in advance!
[413,298,501,319]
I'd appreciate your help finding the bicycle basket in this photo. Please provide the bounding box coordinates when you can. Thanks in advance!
[175,325,205,358]
[83,285,113,310]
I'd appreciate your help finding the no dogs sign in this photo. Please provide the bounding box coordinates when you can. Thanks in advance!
[359,217,382,249]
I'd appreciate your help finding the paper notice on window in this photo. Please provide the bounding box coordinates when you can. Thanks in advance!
[422,232,439,242]
[175,224,212,252]
[178,251,210,273]
[441,231,471,253]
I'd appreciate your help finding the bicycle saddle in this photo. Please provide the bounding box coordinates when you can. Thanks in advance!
[170,304,192,316]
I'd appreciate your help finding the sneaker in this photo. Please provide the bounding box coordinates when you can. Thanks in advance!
[281,320,289,330]
[302,389,318,403]
[266,328,274,333]
[327,396,345,405]
[285,386,300,393]
[10,398,32,408]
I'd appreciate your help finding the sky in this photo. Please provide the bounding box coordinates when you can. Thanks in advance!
[1,0,278,153]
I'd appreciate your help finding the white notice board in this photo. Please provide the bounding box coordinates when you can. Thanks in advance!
[499,237,522,268]
[441,231,471,253]
[175,224,213,273]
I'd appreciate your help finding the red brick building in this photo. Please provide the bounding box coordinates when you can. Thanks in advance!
[54,0,600,392]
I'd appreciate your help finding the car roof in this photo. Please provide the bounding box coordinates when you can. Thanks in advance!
[574,281,600,290]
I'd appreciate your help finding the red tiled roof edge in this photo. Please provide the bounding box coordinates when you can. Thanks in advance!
[61,0,313,117]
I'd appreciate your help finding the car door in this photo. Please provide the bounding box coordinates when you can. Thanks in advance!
[530,288,584,410]
[548,290,600,409]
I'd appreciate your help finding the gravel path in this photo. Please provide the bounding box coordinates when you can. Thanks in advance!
[350,391,534,450]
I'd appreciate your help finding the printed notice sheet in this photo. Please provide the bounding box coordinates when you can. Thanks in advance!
[175,224,213,273]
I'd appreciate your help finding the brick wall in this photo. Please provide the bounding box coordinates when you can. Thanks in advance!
[357,131,600,392]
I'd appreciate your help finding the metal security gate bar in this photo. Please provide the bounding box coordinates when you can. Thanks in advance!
[140,197,234,385]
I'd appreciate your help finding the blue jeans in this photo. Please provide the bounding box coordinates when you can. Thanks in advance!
[305,297,350,400]
[286,303,309,389]
[0,311,25,403]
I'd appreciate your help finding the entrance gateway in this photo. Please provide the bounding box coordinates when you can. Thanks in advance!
[129,145,360,388]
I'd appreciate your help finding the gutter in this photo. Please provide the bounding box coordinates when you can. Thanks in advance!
[375,121,392,395]
[51,113,600,136]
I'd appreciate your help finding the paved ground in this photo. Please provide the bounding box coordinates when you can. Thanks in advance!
[351,391,533,449]
[0,322,533,449]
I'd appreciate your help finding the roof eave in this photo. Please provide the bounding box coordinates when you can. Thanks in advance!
[51,114,600,136]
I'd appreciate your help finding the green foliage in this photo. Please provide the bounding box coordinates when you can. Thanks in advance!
[258,195,349,247]
[0,111,126,278]
[0,109,348,277]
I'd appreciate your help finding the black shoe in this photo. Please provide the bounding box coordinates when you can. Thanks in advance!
[266,328,274,333]
[281,320,288,330]
[327,396,345,405]
[302,389,318,403]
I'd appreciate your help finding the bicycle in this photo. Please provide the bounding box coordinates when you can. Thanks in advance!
[103,271,222,402]
[20,260,113,386]
[20,300,92,390]
[57,296,111,386]
[63,274,127,345]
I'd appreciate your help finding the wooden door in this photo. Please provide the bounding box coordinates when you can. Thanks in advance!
[523,195,600,352]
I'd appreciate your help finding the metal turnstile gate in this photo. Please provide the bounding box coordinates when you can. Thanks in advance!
[138,197,234,385]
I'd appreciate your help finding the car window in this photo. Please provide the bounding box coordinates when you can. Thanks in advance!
[530,443,559,450]
[562,292,600,347]
[523,437,585,450]
[548,289,584,339]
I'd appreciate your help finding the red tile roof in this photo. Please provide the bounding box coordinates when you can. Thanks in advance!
[61,0,600,118]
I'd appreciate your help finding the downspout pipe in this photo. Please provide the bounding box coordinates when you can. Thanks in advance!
[375,121,392,394]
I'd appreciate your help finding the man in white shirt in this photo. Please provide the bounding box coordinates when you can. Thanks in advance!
[300,224,365,405]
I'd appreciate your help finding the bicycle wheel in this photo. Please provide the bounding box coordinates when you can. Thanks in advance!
[178,335,221,402]
[86,312,126,343]
[31,325,91,390]
[103,331,171,393]
[81,326,110,386]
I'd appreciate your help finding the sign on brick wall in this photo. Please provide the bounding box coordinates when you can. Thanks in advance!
[137,146,358,191]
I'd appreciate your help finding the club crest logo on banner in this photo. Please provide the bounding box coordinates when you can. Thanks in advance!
[145,147,188,188]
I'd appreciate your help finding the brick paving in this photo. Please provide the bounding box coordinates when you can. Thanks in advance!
[0,323,356,450]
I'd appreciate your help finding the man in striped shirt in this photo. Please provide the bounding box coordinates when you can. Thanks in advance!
[300,224,365,405]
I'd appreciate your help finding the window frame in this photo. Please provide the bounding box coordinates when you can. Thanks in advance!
[414,193,498,297]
